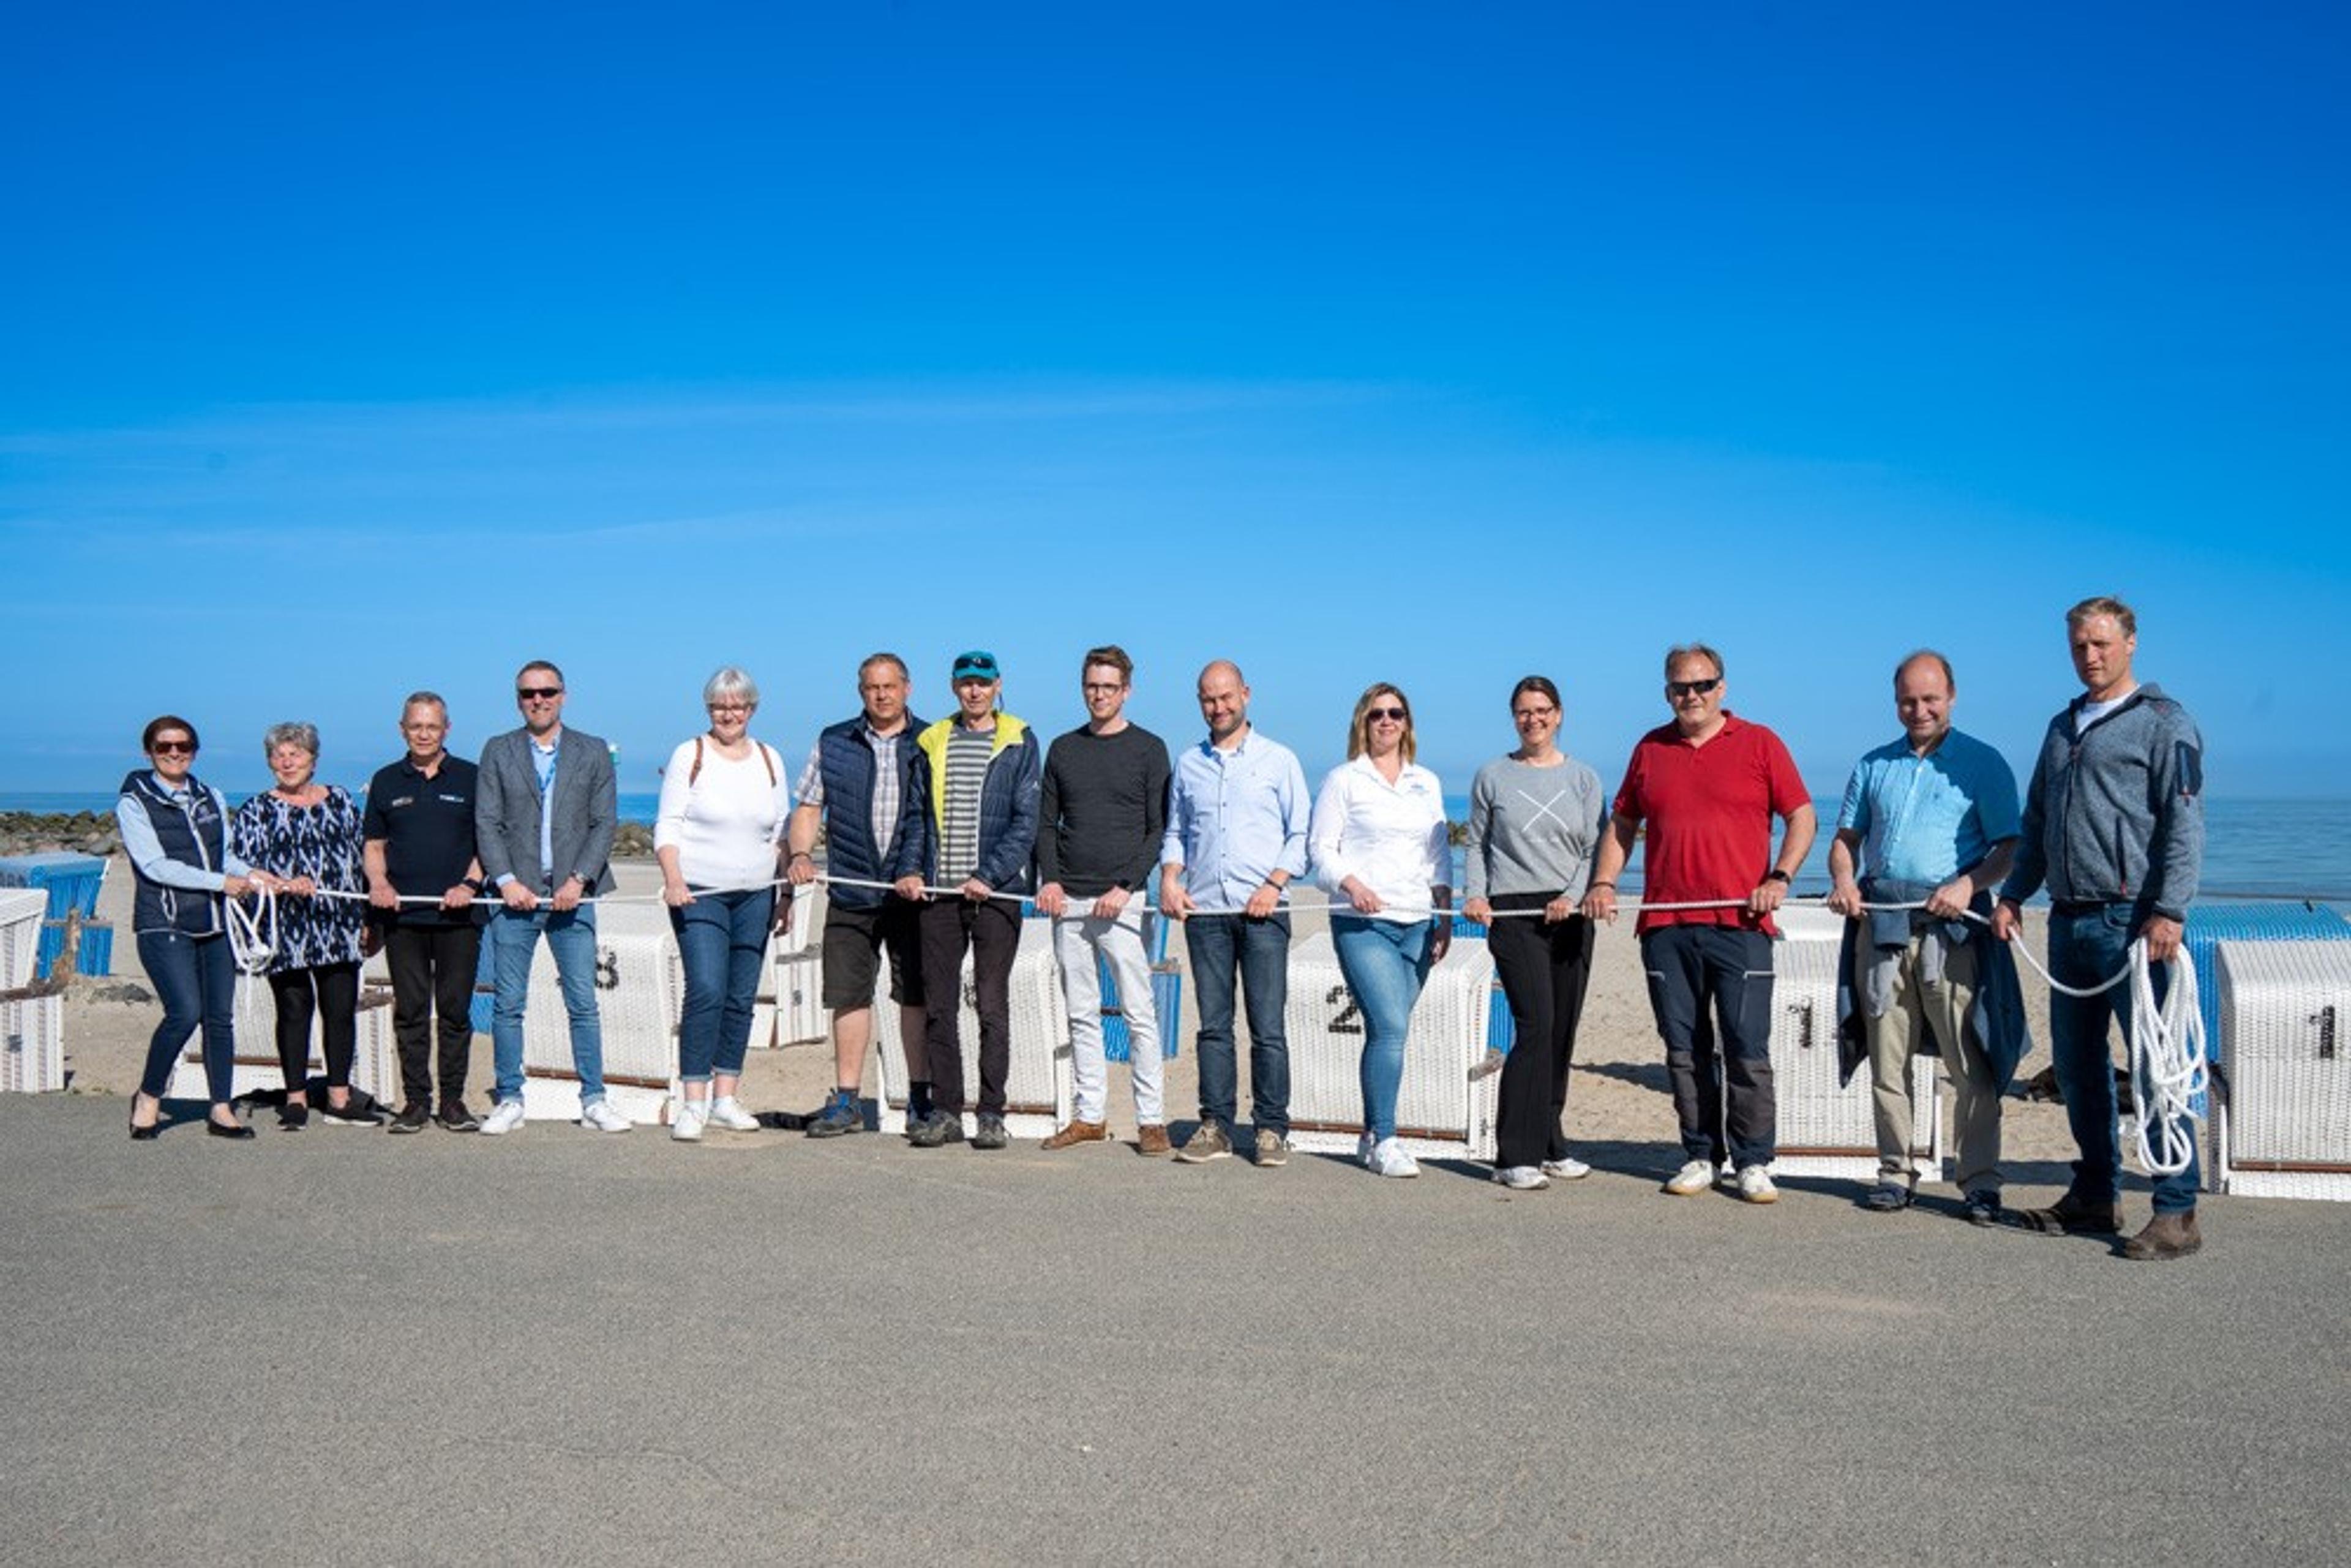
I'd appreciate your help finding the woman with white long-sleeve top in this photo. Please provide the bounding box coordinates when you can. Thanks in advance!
[1309,683,1452,1179]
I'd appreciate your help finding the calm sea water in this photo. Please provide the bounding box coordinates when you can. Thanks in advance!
[13,791,2349,902]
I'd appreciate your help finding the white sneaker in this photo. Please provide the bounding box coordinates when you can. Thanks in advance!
[1493,1165,1550,1190]
[706,1096,760,1131]
[479,1100,526,1136]
[1356,1132,1377,1168]
[1540,1155,1592,1180]
[1662,1158,1714,1196]
[670,1101,708,1142]
[580,1098,634,1134]
[1368,1138,1420,1179]
[1736,1165,1779,1204]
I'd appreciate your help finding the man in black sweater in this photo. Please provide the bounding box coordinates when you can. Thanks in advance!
[1035,646,1174,1155]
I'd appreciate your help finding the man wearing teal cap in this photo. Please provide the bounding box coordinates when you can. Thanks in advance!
[891,650,1043,1150]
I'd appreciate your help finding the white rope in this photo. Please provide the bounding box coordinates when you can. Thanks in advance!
[2125,937,2207,1177]
[227,885,278,975]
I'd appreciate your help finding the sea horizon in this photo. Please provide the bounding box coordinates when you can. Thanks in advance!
[10,790,2350,904]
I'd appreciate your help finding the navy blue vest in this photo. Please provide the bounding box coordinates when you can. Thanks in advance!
[815,714,923,908]
[121,769,232,936]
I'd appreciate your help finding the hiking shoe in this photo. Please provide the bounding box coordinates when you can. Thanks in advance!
[1662,1159,1715,1196]
[2121,1210,2202,1261]
[580,1099,634,1134]
[479,1100,525,1136]
[1493,1165,1550,1191]
[1540,1155,1592,1180]
[1040,1118,1108,1150]
[1368,1139,1420,1179]
[1136,1125,1172,1157]
[2017,1189,2123,1236]
[1175,1122,1232,1163]
[437,1100,482,1133]
[1862,1181,1913,1212]
[707,1096,761,1132]
[1963,1189,2003,1227]
[387,1101,431,1135]
[1736,1165,1779,1204]
[971,1112,1008,1150]
[670,1102,708,1142]
[805,1092,862,1138]
[1253,1129,1291,1168]
[908,1110,966,1149]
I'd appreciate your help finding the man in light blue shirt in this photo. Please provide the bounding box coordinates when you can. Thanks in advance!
[1158,660,1310,1166]
[1827,650,2021,1220]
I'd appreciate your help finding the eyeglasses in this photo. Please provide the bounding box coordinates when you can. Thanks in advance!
[1082,683,1125,696]
[1667,678,1722,699]
[517,686,563,700]
[149,740,195,756]
[1512,707,1558,722]
[1366,706,1409,722]
[708,703,751,715]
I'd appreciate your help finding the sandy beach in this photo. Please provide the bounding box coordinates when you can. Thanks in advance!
[41,856,2094,1177]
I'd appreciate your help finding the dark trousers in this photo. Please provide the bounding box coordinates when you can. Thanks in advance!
[1488,898,1595,1168]
[269,962,360,1093]
[137,930,236,1104]
[1641,924,1777,1168]
[2049,903,2201,1213]
[386,922,479,1106]
[916,898,1021,1116]
[1185,912,1292,1137]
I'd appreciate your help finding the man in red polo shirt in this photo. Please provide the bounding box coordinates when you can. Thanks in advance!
[1582,643,1816,1204]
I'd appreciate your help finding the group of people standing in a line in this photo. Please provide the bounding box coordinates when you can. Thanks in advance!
[114,593,2208,1261]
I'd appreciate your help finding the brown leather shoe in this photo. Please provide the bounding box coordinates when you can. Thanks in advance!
[1040,1119,1108,1151]
[2121,1210,2202,1261]
[1136,1124,1172,1157]
[2015,1189,2123,1236]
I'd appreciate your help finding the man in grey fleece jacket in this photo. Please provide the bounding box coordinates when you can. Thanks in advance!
[1994,596,2205,1259]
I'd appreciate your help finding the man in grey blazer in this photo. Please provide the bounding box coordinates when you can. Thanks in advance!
[474,659,630,1135]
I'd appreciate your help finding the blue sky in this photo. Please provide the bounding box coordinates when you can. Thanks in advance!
[4,2,2345,800]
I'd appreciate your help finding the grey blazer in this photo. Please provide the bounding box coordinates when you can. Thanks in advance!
[475,726,620,895]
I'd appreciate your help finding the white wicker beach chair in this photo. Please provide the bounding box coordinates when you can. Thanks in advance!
[872,917,1071,1139]
[1766,920,1944,1181]
[1,993,63,1093]
[2212,939,2351,1201]
[1281,931,1499,1163]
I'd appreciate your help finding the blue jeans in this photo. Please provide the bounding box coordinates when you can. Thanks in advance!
[1332,915,1434,1141]
[670,887,774,1083]
[488,905,606,1105]
[1186,912,1292,1137]
[137,930,236,1104]
[2049,904,2200,1214]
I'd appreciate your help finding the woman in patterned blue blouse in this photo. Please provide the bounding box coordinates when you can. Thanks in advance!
[231,721,379,1128]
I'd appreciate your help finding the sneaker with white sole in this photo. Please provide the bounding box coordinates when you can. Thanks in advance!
[1540,1155,1592,1180]
[1356,1132,1378,1168]
[1736,1165,1779,1204]
[1368,1138,1420,1179]
[1493,1165,1550,1190]
[479,1100,526,1136]
[671,1102,708,1142]
[580,1099,634,1134]
[707,1097,760,1132]
[1662,1158,1715,1196]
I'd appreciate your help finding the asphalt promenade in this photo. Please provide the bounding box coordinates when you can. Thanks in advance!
[4,1093,2345,1566]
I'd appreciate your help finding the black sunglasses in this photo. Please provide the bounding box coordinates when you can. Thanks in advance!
[150,740,195,756]
[1366,705,1409,722]
[1667,678,1722,699]
[516,686,564,700]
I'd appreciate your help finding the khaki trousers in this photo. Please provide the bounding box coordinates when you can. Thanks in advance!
[1859,932,2002,1191]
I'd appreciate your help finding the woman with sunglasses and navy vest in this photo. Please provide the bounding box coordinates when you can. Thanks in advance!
[116,715,286,1139]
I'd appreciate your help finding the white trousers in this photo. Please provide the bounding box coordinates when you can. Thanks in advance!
[1055,899,1162,1125]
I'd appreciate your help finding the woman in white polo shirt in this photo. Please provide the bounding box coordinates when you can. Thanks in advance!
[1309,683,1453,1178]
[656,667,792,1142]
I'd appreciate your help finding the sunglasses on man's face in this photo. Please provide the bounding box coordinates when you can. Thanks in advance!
[517,686,563,700]
[1667,678,1722,699]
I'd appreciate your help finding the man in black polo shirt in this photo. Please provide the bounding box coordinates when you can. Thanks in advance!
[364,691,488,1133]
